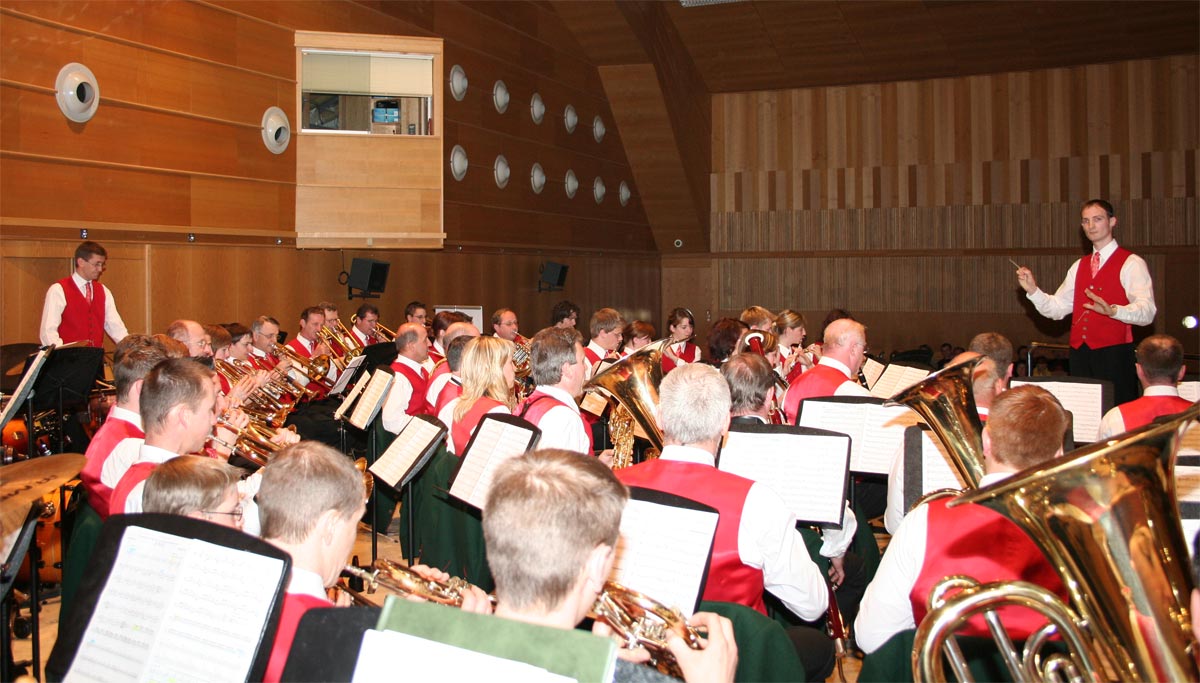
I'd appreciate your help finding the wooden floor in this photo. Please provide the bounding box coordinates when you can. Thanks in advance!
[10,522,866,682]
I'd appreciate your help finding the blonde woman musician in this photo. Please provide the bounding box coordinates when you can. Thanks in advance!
[774,309,816,384]
[440,336,517,455]
[661,307,700,373]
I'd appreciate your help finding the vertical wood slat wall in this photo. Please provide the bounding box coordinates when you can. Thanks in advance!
[703,54,1199,353]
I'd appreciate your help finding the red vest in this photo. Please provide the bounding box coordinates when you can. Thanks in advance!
[80,413,144,519]
[285,338,329,399]
[451,397,507,455]
[57,276,106,347]
[1070,248,1133,350]
[435,378,463,414]
[249,352,278,371]
[520,391,594,453]
[264,592,332,683]
[584,347,603,367]
[391,362,432,416]
[429,349,445,365]
[911,498,1066,638]
[109,461,158,516]
[1117,394,1193,432]
[661,342,700,374]
[782,363,852,424]
[615,459,767,614]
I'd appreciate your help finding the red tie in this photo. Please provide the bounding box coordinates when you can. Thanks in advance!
[420,367,430,381]
[1090,252,1101,278]
[85,281,94,304]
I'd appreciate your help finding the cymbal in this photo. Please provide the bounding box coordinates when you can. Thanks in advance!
[1,453,85,539]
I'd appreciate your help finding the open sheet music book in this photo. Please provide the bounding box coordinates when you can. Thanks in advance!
[0,347,49,426]
[796,397,920,474]
[328,354,367,396]
[1010,377,1111,444]
[1179,381,1199,403]
[66,526,286,683]
[610,490,718,619]
[448,414,540,510]
[901,425,967,513]
[334,372,372,421]
[869,363,930,399]
[348,368,395,430]
[369,415,447,489]
[719,424,850,527]
[861,357,886,391]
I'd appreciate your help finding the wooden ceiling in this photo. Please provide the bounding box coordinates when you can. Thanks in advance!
[556,1,1199,92]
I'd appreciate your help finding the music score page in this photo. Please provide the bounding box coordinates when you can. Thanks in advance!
[349,369,394,430]
[449,419,537,509]
[370,417,446,488]
[609,499,718,618]
[1011,379,1103,443]
[719,431,848,525]
[869,365,930,400]
[798,401,920,474]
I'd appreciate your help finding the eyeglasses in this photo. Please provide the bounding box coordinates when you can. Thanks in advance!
[203,506,244,523]
[189,339,212,349]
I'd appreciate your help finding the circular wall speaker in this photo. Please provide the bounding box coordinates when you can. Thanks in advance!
[564,170,578,198]
[563,104,577,133]
[619,181,631,206]
[493,80,509,113]
[530,93,545,124]
[593,177,606,204]
[593,116,606,143]
[450,145,469,181]
[530,163,546,194]
[55,63,100,123]
[261,106,291,154]
[494,155,511,189]
[449,65,468,101]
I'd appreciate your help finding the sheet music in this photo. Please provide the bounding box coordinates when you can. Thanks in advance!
[352,629,571,683]
[1180,421,1200,457]
[610,499,718,618]
[798,401,919,474]
[1012,379,1103,443]
[579,392,609,417]
[0,348,49,426]
[1179,382,1200,403]
[861,357,885,390]
[328,354,366,395]
[334,373,372,421]
[370,418,446,488]
[920,431,966,493]
[449,419,537,510]
[719,431,848,525]
[68,526,284,683]
[869,365,930,399]
[349,370,394,430]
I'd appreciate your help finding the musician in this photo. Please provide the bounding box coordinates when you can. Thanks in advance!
[491,308,524,344]
[166,319,213,359]
[856,386,1071,657]
[222,323,255,364]
[1099,334,1191,438]
[1016,199,1156,405]
[613,364,835,680]
[780,318,870,424]
[286,307,339,398]
[39,240,128,347]
[380,322,433,433]
[425,321,479,411]
[439,336,516,454]
[619,320,655,358]
[968,332,1015,386]
[428,310,468,365]
[774,310,813,383]
[739,306,774,332]
[259,441,365,683]
[317,301,340,331]
[82,336,168,518]
[249,316,284,369]
[142,455,244,530]
[550,299,581,329]
[883,352,1005,535]
[405,300,428,327]
[705,318,746,367]
[484,449,738,683]
[519,327,593,456]
[661,307,700,373]
[349,303,380,347]
[584,307,625,377]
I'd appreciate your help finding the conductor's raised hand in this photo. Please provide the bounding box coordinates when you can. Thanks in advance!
[1015,266,1038,294]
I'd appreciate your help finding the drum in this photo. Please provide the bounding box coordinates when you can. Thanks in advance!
[16,487,67,585]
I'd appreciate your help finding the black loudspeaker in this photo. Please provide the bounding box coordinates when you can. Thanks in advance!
[538,261,568,292]
[348,258,390,299]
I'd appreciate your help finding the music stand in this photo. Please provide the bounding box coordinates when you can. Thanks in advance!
[281,606,381,682]
[361,342,398,374]
[1,502,47,682]
[29,346,104,453]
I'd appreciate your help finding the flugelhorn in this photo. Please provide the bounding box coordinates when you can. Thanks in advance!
[272,342,335,389]
[885,357,985,488]
[914,403,1200,682]
[591,581,703,679]
[342,559,491,607]
[374,322,397,344]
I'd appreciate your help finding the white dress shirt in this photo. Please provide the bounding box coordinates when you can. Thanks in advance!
[527,385,590,454]
[100,437,145,489]
[1027,240,1156,326]
[1098,385,1182,439]
[381,355,426,433]
[121,443,181,514]
[425,370,455,408]
[286,567,329,600]
[39,272,129,346]
[658,445,829,621]
[856,472,1010,653]
[108,405,143,431]
[293,335,338,382]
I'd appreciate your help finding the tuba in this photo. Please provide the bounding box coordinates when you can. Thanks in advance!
[914,403,1200,682]
[585,337,670,467]
[591,581,703,679]
[885,357,986,489]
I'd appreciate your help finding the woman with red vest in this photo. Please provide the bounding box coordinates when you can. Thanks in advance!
[661,307,700,373]
[773,309,815,384]
[39,240,129,348]
[1015,198,1156,405]
[440,336,517,455]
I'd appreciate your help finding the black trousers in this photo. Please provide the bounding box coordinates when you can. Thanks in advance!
[1070,342,1138,405]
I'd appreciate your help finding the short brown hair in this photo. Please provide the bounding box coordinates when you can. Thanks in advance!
[986,385,1068,470]
[204,324,232,355]
[257,441,364,543]
[139,358,214,432]
[151,334,189,358]
[739,305,774,329]
[721,353,775,414]
[113,335,170,403]
[74,241,106,262]
[969,333,1014,377]
[531,327,582,386]
[589,308,624,339]
[143,455,241,517]
[484,449,628,611]
[300,306,324,323]
[1136,334,1184,383]
[622,321,656,345]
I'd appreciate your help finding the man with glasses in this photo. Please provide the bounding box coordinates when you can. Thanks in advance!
[350,303,380,347]
[249,316,285,370]
[40,240,129,347]
[780,317,870,424]
[490,308,525,345]
[142,455,245,530]
[166,319,213,359]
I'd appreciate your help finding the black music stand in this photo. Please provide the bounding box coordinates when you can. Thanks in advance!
[281,606,381,682]
[1,502,47,683]
[28,346,105,454]
[361,342,398,374]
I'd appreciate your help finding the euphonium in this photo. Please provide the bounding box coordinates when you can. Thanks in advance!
[342,559,488,607]
[591,581,703,679]
[885,357,985,488]
[584,337,670,466]
[915,403,1200,682]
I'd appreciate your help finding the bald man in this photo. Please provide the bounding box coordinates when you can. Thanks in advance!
[781,318,870,424]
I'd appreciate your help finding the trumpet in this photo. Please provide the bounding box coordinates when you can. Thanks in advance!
[210,412,291,469]
[373,321,397,344]
[342,560,492,607]
[272,342,335,389]
[590,581,703,679]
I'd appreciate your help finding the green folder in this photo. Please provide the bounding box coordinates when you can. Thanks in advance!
[375,596,617,682]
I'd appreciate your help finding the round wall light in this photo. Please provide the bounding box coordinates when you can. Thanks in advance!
[593,177,606,204]
[564,170,578,198]
[530,163,546,194]
[530,93,545,124]
[563,104,577,133]
[619,181,631,206]
[450,145,469,181]
[449,65,468,101]
[494,154,511,189]
[261,106,291,154]
[593,116,606,143]
[55,62,100,123]
[493,80,509,114]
